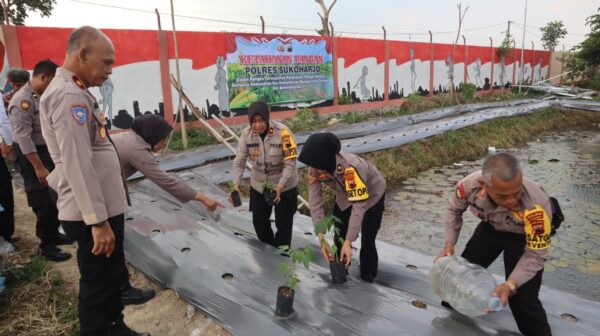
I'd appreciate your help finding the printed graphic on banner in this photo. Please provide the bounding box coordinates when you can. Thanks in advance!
[226,34,334,108]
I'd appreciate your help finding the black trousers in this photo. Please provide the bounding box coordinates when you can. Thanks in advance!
[0,158,14,241]
[14,144,60,245]
[461,222,552,336]
[249,186,297,248]
[62,214,128,336]
[333,194,385,281]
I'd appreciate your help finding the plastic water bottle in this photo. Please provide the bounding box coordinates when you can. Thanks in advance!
[430,255,504,316]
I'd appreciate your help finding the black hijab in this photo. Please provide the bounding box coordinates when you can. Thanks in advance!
[131,114,173,149]
[298,132,341,174]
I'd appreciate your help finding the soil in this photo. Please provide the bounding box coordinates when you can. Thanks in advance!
[7,184,231,336]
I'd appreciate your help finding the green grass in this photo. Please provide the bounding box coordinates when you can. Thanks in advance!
[0,254,79,335]
[282,108,328,133]
[167,128,217,150]
[340,111,368,124]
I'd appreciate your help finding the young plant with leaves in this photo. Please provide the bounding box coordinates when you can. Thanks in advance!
[276,245,315,290]
[313,215,344,261]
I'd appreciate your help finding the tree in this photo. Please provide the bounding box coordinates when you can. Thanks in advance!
[540,21,567,52]
[577,8,600,68]
[565,8,600,86]
[314,0,337,36]
[0,0,56,25]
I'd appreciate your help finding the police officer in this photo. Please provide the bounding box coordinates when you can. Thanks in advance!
[39,26,149,336]
[8,59,72,262]
[231,101,298,248]
[3,68,30,108]
[298,132,386,282]
[112,114,223,305]
[0,91,15,243]
[436,153,552,336]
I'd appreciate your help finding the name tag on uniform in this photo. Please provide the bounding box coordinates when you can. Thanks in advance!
[279,128,298,160]
[524,205,551,250]
[344,167,369,202]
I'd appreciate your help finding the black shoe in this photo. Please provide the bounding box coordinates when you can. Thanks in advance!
[121,285,156,305]
[39,245,71,262]
[45,233,74,246]
[441,300,455,310]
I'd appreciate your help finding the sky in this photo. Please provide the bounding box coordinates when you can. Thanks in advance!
[24,0,598,50]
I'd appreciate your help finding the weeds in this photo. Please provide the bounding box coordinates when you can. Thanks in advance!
[168,128,216,150]
[0,254,79,336]
[283,108,328,133]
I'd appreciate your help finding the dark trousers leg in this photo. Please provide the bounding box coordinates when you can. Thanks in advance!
[28,190,60,245]
[273,187,297,248]
[249,187,275,246]
[503,235,552,336]
[460,222,504,268]
[0,159,14,241]
[359,195,385,280]
[62,214,127,336]
[461,222,551,336]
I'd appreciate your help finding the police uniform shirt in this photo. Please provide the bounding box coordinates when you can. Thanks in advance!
[40,68,127,224]
[232,120,298,193]
[444,170,553,287]
[307,153,386,242]
[112,131,196,203]
[7,82,46,154]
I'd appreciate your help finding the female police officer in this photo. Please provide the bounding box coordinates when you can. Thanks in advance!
[230,101,299,248]
[298,132,386,282]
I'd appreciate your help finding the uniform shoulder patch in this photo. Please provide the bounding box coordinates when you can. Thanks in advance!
[279,127,298,160]
[344,166,369,202]
[71,104,88,125]
[20,100,31,110]
[524,204,551,250]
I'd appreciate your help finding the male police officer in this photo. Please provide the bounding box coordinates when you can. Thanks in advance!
[40,26,149,336]
[4,68,30,108]
[437,153,552,336]
[8,59,72,261]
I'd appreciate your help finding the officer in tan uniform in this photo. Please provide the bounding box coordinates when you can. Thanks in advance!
[112,114,222,306]
[39,26,149,336]
[3,67,30,108]
[298,132,386,282]
[231,101,298,248]
[436,153,552,336]
[113,114,223,212]
[8,59,72,262]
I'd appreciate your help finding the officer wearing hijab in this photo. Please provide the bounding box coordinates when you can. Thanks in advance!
[231,101,299,248]
[299,132,386,282]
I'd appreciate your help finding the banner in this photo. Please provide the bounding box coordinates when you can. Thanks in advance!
[226,34,334,108]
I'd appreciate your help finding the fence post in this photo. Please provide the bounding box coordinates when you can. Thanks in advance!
[489,37,494,92]
[383,26,389,101]
[429,31,434,96]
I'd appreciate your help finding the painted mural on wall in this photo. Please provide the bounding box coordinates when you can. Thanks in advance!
[225,34,333,110]
[3,26,550,128]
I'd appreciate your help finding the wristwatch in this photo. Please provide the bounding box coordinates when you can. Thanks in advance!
[504,280,517,294]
